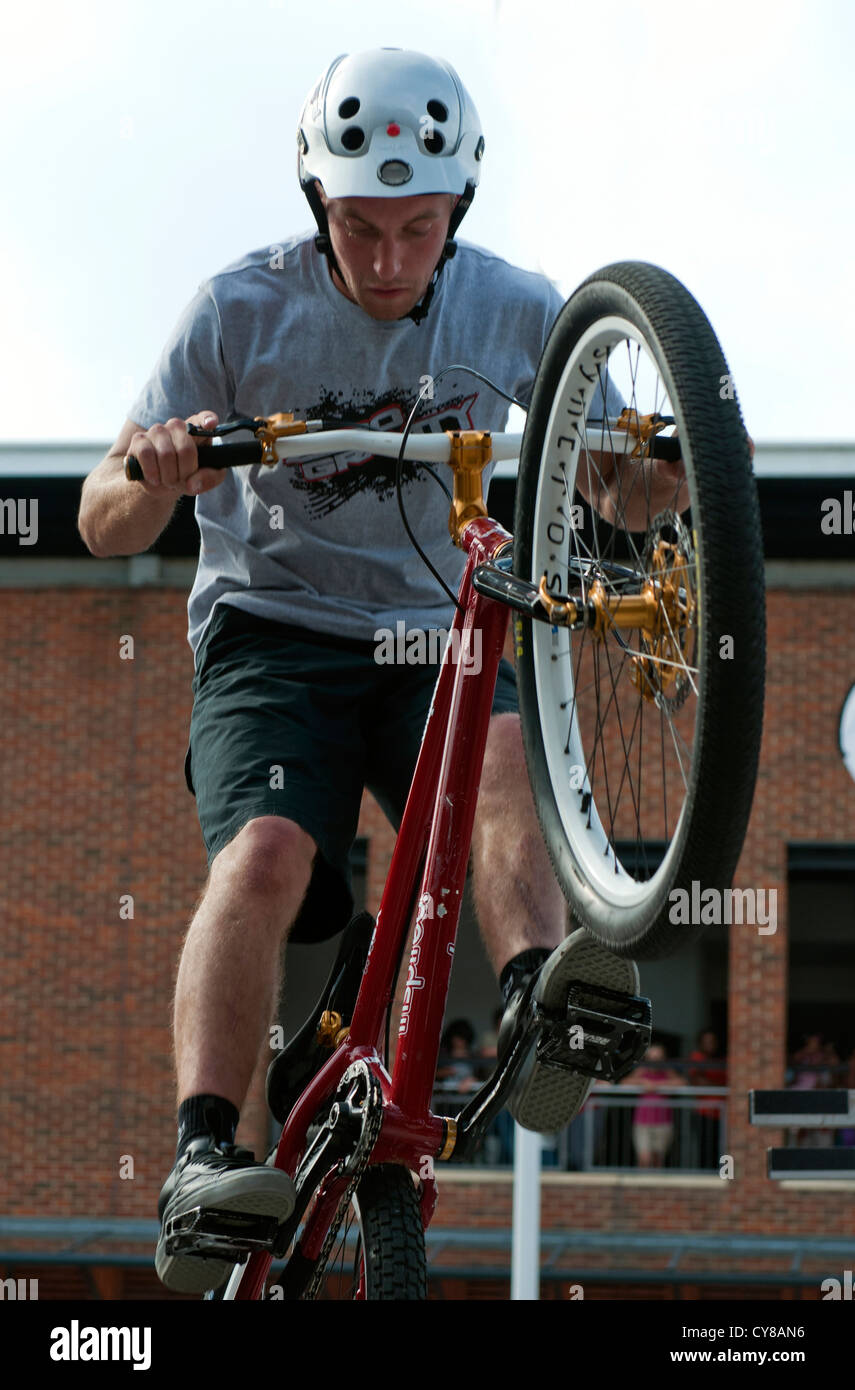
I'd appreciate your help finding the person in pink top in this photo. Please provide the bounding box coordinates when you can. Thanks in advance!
[623,1042,683,1169]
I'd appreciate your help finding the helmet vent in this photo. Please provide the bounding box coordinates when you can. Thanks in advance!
[341,126,365,151]
[338,97,360,118]
[423,131,445,154]
[426,99,448,122]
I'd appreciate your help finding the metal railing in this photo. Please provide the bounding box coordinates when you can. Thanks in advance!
[560,1086,728,1174]
[434,1082,730,1173]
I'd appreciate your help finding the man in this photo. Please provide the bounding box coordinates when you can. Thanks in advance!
[78,48,646,1293]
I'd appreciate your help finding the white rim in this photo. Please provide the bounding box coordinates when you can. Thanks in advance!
[529,314,695,910]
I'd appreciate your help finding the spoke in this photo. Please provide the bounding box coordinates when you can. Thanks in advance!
[602,659,647,846]
[609,348,649,555]
[659,683,669,841]
[563,459,590,602]
[635,673,648,875]
[659,701,693,793]
[597,633,646,853]
[584,629,644,859]
[637,649,699,680]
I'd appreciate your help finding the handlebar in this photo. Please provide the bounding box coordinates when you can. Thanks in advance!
[123,417,681,482]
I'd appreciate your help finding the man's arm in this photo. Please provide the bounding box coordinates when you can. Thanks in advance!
[575,453,690,531]
[78,412,224,557]
[575,435,754,532]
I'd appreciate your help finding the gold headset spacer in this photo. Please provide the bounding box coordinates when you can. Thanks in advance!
[438,1118,458,1161]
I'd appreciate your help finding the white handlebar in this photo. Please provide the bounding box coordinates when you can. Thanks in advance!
[268,426,634,465]
[270,429,523,463]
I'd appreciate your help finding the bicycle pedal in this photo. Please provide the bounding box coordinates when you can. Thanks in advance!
[165,1206,281,1257]
[535,985,652,1082]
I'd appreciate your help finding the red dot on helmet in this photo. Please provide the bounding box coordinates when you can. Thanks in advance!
[386,123,401,136]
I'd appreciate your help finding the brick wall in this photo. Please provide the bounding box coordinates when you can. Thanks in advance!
[1,582,853,1264]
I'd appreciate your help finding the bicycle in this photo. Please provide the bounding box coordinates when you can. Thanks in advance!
[127,260,766,1299]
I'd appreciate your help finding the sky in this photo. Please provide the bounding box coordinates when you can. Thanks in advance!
[1,0,852,445]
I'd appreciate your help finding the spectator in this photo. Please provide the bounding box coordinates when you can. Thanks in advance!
[435,1019,480,1095]
[790,1033,839,1089]
[789,1033,840,1147]
[689,1029,727,1169]
[623,1043,683,1169]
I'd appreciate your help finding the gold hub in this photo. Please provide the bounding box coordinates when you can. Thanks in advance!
[629,538,696,702]
[539,534,696,705]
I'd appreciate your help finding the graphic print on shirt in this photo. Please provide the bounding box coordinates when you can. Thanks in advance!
[282,383,480,520]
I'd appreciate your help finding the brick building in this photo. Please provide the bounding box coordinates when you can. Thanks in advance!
[1,442,854,1299]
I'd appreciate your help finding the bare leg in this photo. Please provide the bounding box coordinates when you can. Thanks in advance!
[471,713,567,978]
[173,816,316,1110]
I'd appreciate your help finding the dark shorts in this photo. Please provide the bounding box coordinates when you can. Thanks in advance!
[185,602,519,943]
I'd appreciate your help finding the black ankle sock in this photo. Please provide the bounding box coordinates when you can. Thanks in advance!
[176,1094,240,1158]
[499,948,552,1006]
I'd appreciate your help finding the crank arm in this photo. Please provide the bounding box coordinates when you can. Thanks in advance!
[449,985,652,1161]
[268,1088,366,1260]
[451,1005,542,1162]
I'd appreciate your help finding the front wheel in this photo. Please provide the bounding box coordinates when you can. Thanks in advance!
[214,1165,427,1300]
[514,261,765,959]
[296,1164,427,1300]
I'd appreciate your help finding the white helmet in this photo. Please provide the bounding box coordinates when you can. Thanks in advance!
[298,48,484,324]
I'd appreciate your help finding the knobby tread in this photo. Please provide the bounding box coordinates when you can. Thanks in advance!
[320,1164,427,1300]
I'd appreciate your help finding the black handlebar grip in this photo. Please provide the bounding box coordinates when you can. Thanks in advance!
[124,439,265,481]
[649,435,682,463]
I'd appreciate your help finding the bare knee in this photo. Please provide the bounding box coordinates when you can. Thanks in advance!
[211,816,317,904]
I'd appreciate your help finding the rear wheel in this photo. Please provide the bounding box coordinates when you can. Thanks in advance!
[514,261,765,958]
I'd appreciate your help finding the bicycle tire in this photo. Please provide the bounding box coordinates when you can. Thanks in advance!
[288,1164,427,1300]
[211,1164,427,1300]
[514,261,765,958]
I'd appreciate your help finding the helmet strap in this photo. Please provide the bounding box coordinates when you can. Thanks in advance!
[406,239,455,326]
[407,180,475,325]
[302,178,347,285]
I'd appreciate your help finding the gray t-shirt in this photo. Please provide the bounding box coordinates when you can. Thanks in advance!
[130,232,612,660]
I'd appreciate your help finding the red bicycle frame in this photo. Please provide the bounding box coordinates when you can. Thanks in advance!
[233,512,513,1298]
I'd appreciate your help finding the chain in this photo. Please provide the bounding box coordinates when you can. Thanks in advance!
[300,1060,384,1300]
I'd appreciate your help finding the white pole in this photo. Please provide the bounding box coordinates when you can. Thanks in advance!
[511,1122,541,1300]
